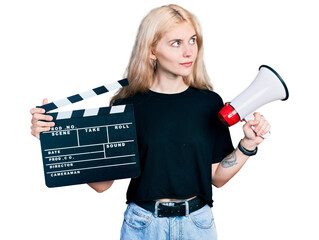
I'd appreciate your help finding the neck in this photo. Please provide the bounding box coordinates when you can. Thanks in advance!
[150,70,189,94]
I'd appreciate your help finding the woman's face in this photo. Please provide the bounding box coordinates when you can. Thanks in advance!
[152,22,198,78]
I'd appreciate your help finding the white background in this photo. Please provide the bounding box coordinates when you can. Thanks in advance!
[1,0,318,239]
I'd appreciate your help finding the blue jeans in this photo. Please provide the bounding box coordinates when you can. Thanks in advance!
[120,202,217,240]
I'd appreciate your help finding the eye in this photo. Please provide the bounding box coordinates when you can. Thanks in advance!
[190,37,197,45]
[171,40,181,47]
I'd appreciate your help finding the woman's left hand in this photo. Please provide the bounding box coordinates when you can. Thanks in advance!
[241,112,271,149]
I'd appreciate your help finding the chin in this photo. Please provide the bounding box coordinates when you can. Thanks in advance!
[161,67,193,78]
[179,70,193,78]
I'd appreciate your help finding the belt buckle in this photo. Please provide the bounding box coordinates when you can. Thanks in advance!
[155,200,190,218]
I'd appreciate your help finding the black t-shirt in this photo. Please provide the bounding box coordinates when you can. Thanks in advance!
[113,86,234,207]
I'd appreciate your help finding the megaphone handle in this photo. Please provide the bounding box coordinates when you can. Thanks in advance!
[244,113,270,139]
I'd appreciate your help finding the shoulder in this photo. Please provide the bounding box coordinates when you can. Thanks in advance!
[113,92,147,106]
[113,97,132,106]
[192,87,224,105]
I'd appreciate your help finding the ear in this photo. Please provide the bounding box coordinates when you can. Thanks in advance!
[150,49,157,61]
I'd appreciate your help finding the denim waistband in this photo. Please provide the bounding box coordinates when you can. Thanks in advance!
[134,196,207,217]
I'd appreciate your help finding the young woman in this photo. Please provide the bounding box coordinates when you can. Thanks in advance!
[30,4,270,239]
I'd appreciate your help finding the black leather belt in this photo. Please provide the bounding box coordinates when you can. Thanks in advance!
[135,196,207,218]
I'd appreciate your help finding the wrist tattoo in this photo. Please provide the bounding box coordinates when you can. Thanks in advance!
[221,149,238,168]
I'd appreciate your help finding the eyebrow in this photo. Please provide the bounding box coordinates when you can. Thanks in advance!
[169,34,197,43]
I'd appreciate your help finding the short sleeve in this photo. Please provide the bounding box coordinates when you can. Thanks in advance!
[113,99,123,106]
[112,96,134,106]
[211,95,234,163]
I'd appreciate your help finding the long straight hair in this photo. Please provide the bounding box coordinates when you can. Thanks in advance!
[110,4,213,105]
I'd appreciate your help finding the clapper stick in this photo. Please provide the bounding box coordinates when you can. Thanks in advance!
[38,78,129,112]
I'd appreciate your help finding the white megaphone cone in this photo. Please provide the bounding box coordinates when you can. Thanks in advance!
[218,65,289,138]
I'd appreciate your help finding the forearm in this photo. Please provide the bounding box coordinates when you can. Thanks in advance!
[88,180,114,193]
[212,139,256,188]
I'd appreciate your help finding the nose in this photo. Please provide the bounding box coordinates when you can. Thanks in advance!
[182,44,193,58]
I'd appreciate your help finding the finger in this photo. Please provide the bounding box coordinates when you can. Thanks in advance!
[32,113,54,122]
[34,120,55,128]
[243,121,257,139]
[256,121,267,136]
[260,123,271,136]
[30,98,49,115]
[42,98,48,105]
[253,112,262,124]
[31,126,51,138]
[254,116,265,134]
[30,107,45,115]
[31,125,51,134]
[245,119,257,128]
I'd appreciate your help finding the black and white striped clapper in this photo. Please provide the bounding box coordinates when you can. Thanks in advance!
[37,78,140,188]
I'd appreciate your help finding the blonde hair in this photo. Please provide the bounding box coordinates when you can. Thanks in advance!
[110,4,213,105]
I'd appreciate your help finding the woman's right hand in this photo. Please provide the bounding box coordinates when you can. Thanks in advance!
[30,98,55,139]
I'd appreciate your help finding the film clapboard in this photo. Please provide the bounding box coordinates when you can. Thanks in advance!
[38,79,140,188]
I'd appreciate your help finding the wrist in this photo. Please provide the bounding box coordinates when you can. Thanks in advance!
[240,138,258,151]
[238,139,258,156]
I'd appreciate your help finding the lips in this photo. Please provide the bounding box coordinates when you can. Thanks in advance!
[180,62,193,67]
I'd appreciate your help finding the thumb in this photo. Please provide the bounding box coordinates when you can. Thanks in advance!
[243,120,258,139]
[42,98,48,105]
[244,119,258,130]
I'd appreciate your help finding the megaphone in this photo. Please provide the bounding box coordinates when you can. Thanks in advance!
[218,65,289,136]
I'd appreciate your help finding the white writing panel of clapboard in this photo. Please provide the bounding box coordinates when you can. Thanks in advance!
[37,78,140,188]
